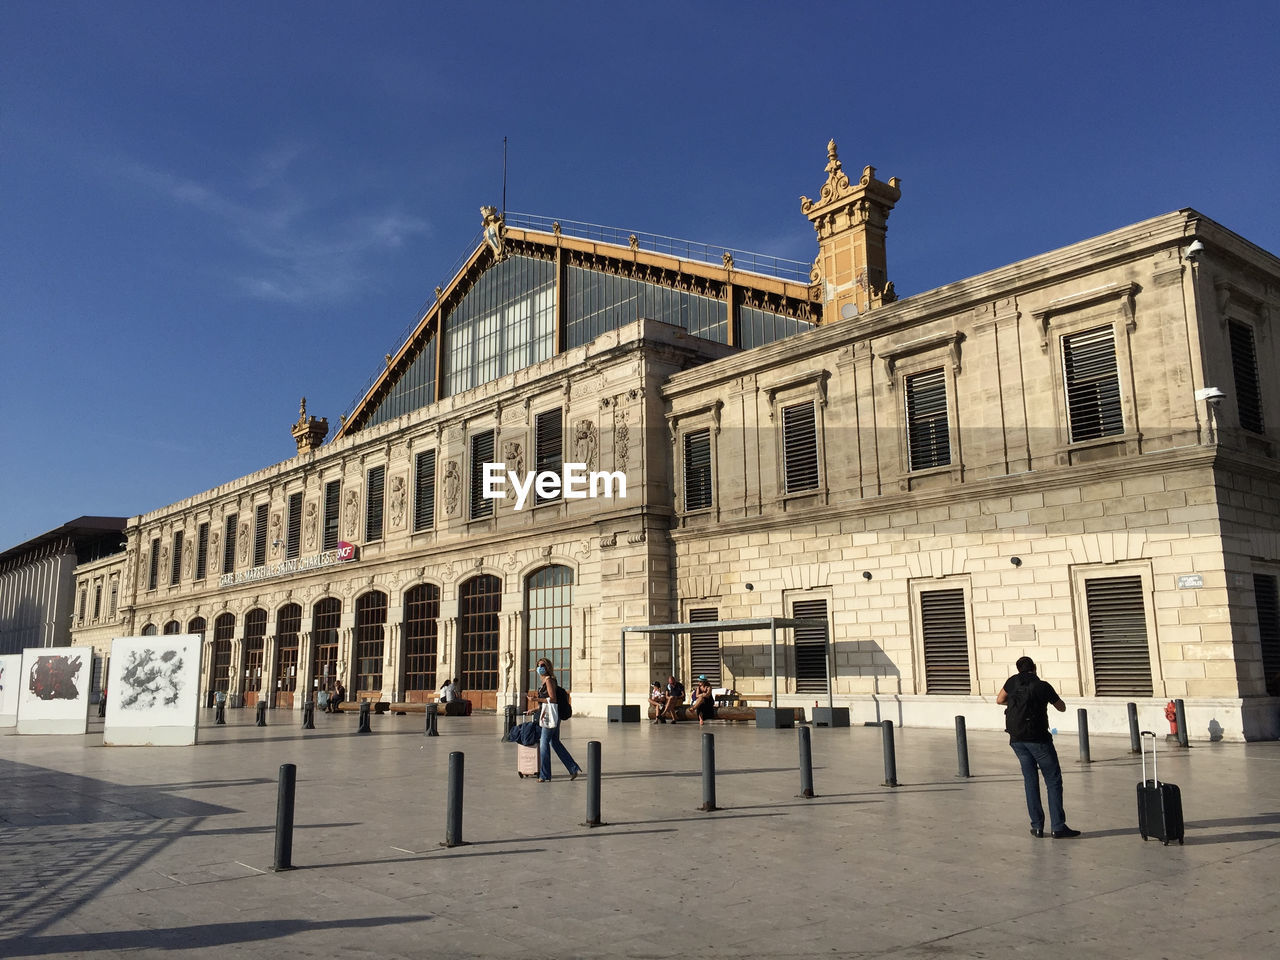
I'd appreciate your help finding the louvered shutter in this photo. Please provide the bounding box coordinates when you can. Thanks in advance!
[921,589,970,694]
[783,401,819,493]
[793,598,830,693]
[148,537,159,590]
[254,502,268,566]
[535,408,563,504]
[414,450,436,532]
[1254,574,1280,695]
[286,492,302,559]
[906,369,951,470]
[470,431,495,519]
[1063,326,1123,442]
[1085,576,1152,696]
[683,429,713,512]
[688,608,721,685]
[195,522,209,580]
[223,514,237,573]
[170,530,183,585]
[323,481,341,549]
[365,466,385,542]
[1230,321,1264,434]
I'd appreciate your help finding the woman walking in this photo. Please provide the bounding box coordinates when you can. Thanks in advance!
[535,658,581,782]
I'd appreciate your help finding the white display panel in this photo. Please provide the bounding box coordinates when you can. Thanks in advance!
[16,646,91,735]
[0,654,21,727]
[104,635,202,746]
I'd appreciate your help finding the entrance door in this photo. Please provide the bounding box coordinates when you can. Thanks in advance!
[459,574,501,711]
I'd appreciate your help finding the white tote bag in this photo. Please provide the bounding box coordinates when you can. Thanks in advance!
[539,700,560,729]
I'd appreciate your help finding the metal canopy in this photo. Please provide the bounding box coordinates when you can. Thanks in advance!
[618,617,831,709]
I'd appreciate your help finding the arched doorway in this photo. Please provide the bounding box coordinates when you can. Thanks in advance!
[211,613,234,706]
[403,584,440,703]
[525,565,574,695]
[243,608,267,706]
[311,598,340,699]
[275,603,301,709]
[354,591,387,698]
[459,574,501,711]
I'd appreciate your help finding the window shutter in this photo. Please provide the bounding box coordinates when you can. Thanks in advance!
[366,465,385,542]
[793,598,830,693]
[905,369,951,470]
[683,429,713,512]
[782,401,819,493]
[170,530,183,585]
[688,608,721,685]
[920,589,970,694]
[195,522,209,580]
[148,538,160,590]
[323,481,341,550]
[1085,576,1152,696]
[1230,321,1264,434]
[470,431,495,519]
[287,493,302,559]
[414,450,437,532]
[223,513,238,574]
[1254,574,1280,695]
[253,503,268,566]
[1063,326,1123,442]
[535,408,564,504]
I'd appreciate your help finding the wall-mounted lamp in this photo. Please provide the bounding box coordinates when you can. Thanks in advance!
[745,583,754,591]
[271,539,284,548]
[862,570,873,580]
[1010,557,1023,567]
[1186,239,1205,261]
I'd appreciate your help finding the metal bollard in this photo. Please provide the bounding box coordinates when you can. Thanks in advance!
[797,726,816,798]
[358,700,371,734]
[955,716,971,778]
[583,740,604,827]
[272,763,296,871]
[425,702,439,737]
[1127,702,1140,753]
[1077,708,1091,764]
[1175,699,1189,748]
[302,700,315,730]
[444,751,465,847]
[699,732,719,812]
[215,701,226,725]
[503,704,517,737]
[881,720,899,787]
[255,701,267,727]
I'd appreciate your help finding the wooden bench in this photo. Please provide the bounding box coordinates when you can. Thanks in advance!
[387,700,472,715]
[720,694,773,707]
[335,700,391,714]
[647,703,804,723]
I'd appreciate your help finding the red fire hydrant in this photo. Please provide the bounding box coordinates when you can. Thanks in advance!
[1165,700,1178,736]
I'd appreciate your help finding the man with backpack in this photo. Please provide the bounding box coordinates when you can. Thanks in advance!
[996,656,1081,839]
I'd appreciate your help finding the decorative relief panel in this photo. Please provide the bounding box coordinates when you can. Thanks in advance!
[573,420,598,471]
[614,407,631,474]
[343,489,359,538]
[503,441,524,477]
[238,523,250,564]
[389,475,406,530]
[304,503,317,550]
[443,460,461,517]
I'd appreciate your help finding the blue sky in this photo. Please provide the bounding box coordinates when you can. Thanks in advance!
[3,1,1278,549]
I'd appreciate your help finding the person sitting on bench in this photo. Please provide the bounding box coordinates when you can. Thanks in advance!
[328,680,345,713]
[690,675,715,725]
[648,680,668,723]
[660,675,685,723]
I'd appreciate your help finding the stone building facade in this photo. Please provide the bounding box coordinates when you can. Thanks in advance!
[70,144,1280,739]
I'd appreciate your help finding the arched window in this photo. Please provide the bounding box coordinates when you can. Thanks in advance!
[355,591,387,693]
[141,623,157,636]
[187,616,206,638]
[276,603,302,699]
[526,565,574,692]
[212,613,235,693]
[403,584,440,698]
[243,608,267,700]
[312,598,341,693]
[459,575,501,692]
[163,620,181,635]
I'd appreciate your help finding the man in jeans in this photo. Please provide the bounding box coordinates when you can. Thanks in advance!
[996,657,1081,839]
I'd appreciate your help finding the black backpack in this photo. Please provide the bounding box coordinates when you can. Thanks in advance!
[555,684,572,720]
[1003,675,1042,740]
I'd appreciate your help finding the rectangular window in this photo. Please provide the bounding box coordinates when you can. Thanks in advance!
[92,582,102,620]
[170,530,183,585]
[223,513,238,574]
[920,588,970,694]
[688,607,721,686]
[683,428,713,512]
[286,492,303,559]
[1063,325,1123,442]
[1085,576,1153,696]
[793,598,830,693]
[535,408,564,505]
[195,522,209,581]
[470,430,495,519]
[253,503,268,567]
[1230,320,1264,433]
[905,368,951,470]
[414,450,437,532]
[323,480,341,550]
[78,587,87,622]
[782,401,820,493]
[148,538,160,590]
[1254,574,1280,696]
[109,577,118,617]
[365,465,386,542]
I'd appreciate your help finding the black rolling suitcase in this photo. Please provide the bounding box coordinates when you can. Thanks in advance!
[1137,730,1184,845]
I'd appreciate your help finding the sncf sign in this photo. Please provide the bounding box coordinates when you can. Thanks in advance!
[218,541,358,587]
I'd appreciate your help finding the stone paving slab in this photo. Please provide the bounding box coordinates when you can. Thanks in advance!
[0,709,1278,959]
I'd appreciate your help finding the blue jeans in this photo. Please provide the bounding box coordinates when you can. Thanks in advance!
[538,723,580,780]
[1011,739,1066,833]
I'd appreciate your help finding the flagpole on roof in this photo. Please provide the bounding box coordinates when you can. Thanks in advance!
[502,136,508,217]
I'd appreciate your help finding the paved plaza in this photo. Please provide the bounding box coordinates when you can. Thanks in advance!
[1,709,1278,959]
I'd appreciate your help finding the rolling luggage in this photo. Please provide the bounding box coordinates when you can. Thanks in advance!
[516,744,539,779]
[1138,730,1184,845]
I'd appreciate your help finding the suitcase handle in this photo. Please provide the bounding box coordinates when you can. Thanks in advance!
[1140,730,1159,785]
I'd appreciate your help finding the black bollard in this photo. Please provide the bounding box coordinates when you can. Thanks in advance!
[699,732,719,812]
[425,702,439,737]
[583,740,604,827]
[358,700,371,734]
[955,716,971,778]
[1127,702,1140,753]
[1175,699,1189,748]
[255,701,267,727]
[444,751,465,847]
[302,699,315,729]
[503,704,517,738]
[215,700,226,725]
[881,720,899,787]
[797,726,816,798]
[1077,708,1091,764]
[272,763,296,871]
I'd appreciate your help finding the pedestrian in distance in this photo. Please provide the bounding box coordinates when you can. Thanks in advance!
[534,658,581,782]
[997,656,1081,839]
